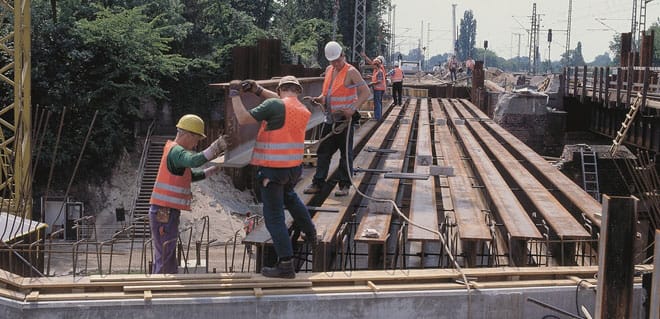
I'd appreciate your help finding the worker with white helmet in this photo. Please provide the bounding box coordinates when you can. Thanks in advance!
[229,76,317,279]
[361,52,387,120]
[149,114,226,274]
[304,41,371,197]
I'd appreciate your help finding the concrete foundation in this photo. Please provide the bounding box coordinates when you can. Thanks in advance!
[0,285,646,319]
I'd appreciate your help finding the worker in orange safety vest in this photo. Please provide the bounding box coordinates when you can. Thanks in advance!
[149,114,226,274]
[229,76,318,279]
[387,64,404,105]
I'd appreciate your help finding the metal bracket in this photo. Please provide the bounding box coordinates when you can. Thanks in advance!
[384,173,430,180]
[354,167,392,174]
[307,206,340,213]
[364,146,398,154]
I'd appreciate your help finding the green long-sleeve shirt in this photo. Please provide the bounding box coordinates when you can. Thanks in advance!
[166,144,208,182]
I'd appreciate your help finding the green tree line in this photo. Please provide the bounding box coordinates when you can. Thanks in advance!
[29,0,390,193]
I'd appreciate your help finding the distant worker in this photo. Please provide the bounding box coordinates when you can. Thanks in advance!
[149,114,226,274]
[448,55,459,82]
[387,63,404,106]
[304,41,370,197]
[230,76,317,279]
[465,56,475,76]
[361,52,386,120]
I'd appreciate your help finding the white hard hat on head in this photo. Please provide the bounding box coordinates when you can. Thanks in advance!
[376,56,385,63]
[325,41,343,61]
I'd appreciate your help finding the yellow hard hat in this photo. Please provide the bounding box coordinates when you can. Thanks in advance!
[277,75,302,93]
[176,114,206,138]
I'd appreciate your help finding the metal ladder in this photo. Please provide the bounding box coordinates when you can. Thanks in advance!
[609,93,642,154]
[578,144,600,201]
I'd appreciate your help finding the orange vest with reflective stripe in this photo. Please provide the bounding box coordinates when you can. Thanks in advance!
[250,96,311,168]
[390,67,404,82]
[322,64,358,112]
[149,141,193,211]
[371,65,386,91]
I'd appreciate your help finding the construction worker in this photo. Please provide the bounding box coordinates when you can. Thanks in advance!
[465,56,475,76]
[387,63,404,106]
[448,55,459,82]
[149,114,226,274]
[304,41,371,197]
[361,52,386,120]
[230,76,317,279]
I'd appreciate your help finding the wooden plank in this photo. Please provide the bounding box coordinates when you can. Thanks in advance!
[123,281,312,292]
[408,99,440,242]
[453,100,588,239]
[595,195,637,319]
[355,104,414,243]
[442,99,539,240]
[460,99,602,228]
[431,99,491,241]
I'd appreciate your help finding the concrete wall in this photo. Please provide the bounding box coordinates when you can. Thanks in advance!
[0,285,647,319]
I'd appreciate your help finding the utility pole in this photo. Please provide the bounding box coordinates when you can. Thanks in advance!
[332,0,339,40]
[631,0,638,49]
[391,5,396,66]
[452,3,457,55]
[352,0,366,64]
[427,22,431,71]
[528,3,537,73]
[513,32,523,71]
[565,0,572,65]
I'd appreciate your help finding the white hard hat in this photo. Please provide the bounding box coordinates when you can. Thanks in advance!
[325,41,343,61]
[376,56,385,63]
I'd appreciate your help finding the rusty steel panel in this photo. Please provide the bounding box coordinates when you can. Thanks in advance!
[431,99,493,241]
[354,105,406,243]
[209,78,325,167]
[453,100,588,239]
[460,99,602,228]
[408,99,440,242]
[441,99,539,240]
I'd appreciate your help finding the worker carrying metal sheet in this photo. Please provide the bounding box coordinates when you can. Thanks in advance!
[230,76,318,279]
[149,114,226,274]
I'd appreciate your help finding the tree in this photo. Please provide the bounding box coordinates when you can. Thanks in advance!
[572,41,586,66]
[590,52,612,66]
[457,10,476,61]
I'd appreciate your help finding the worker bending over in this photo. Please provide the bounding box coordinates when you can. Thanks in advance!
[230,76,317,279]
[305,41,371,197]
[149,114,226,274]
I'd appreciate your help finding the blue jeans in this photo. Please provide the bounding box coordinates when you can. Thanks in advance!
[373,90,384,120]
[313,122,354,188]
[149,205,181,274]
[258,165,316,259]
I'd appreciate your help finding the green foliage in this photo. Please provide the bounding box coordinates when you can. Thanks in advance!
[290,19,334,67]
[457,10,476,61]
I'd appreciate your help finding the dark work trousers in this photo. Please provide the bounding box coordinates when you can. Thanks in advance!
[257,165,316,260]
[312,122,354,189]
[392,81,403,105]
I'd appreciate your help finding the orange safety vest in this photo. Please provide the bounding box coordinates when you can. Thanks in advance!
[390,67,404,82]
[250,96,311,168]
[372,65,386,91]
[149,141,193,211]
[322,64,358,112]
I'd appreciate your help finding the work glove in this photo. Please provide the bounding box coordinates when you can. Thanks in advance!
[240,79,264,96]
[203,135,228,160]
[229,80,242,97]
[204,165,220,178]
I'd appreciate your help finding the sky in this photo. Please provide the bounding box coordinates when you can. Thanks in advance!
[391,0,660,62]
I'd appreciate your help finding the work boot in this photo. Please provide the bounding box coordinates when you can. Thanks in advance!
[303,183,322,194]
[261,260,295,279]
[334,185,350,197]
